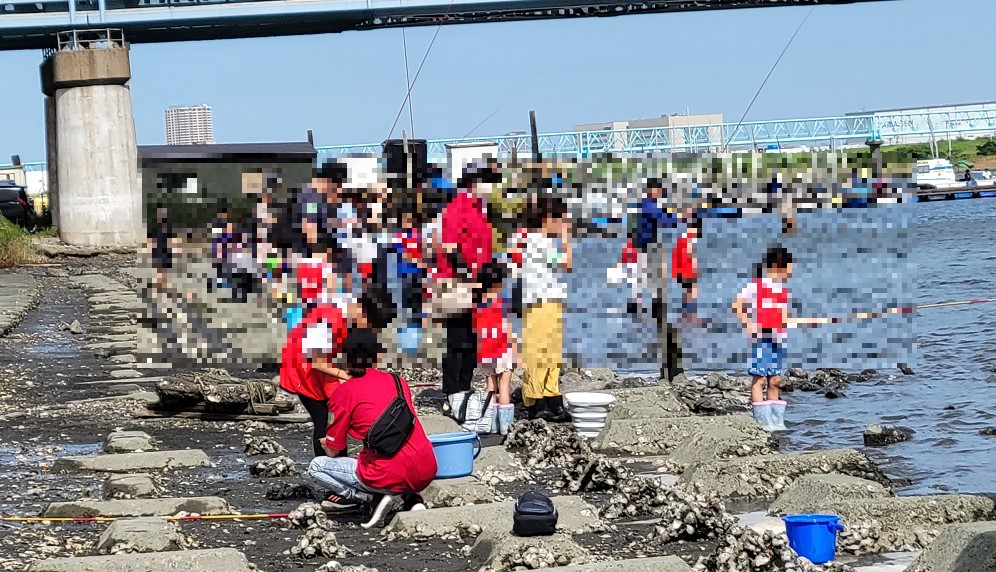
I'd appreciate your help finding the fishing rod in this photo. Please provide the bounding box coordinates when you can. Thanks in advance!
[386,0,457,141]
[792,298,996,327]
[722,6,815,153]
[0,513,292,524]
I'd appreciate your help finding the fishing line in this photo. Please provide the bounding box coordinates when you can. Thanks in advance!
[461,107,503,140]
[0,513,291,524]
[792,298,996,327]
[386,0,456,141]
[402,28,416,137]
[722,6,815,152]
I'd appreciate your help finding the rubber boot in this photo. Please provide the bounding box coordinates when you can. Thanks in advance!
[751,401,775,432]
[769,400,788,431]
[491,403,500,434]
[497,404,515,436]
[545,395,568,423]
[526,398,552,421]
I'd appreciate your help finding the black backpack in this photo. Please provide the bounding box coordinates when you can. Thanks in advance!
[513,491,558,537]
[363,373,416,457]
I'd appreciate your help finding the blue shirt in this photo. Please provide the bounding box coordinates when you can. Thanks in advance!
[633,197,676,250]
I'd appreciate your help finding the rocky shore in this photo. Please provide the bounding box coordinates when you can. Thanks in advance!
[0,257,994,572]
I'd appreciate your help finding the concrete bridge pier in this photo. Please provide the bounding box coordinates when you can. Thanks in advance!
[41,29,142,247]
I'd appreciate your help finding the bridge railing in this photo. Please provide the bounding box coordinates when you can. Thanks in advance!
[317,109,996,162]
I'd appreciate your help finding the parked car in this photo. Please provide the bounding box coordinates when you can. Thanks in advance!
[0,181,32,227]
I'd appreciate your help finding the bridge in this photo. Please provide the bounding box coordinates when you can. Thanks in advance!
[317,108,996,161]
[1,0,900,51]
[10,106,996,172]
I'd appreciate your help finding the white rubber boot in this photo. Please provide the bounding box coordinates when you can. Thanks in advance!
[769,400,788,431]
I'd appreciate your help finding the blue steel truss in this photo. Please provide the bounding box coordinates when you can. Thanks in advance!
[317,109,996,162]
[1,0,902,51]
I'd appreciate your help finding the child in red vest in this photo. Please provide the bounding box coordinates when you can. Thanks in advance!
[473,261,517,435]
[671,216,701,323]
[733,246,793,432]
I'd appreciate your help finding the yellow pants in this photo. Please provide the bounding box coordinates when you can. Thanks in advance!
[522,301,564,406]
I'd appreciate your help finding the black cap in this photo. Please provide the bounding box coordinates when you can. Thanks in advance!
[343,328,384,366]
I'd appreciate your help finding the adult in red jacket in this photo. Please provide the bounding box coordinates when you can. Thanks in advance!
[309,329,437,529]
[433,164,495,399]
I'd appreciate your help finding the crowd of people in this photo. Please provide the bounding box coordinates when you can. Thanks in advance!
[147,157,827,526]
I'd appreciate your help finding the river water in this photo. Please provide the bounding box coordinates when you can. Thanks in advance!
[555,197,994,495]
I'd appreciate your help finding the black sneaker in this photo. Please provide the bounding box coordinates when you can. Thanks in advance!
[402,493,427,511]
[361,494,400,529]
[321,493,362,511]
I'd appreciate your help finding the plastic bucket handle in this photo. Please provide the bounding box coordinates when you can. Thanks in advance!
[829,522,845,533]
[472,434,482,460]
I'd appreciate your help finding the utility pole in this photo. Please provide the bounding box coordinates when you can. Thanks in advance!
[529,110,541,162]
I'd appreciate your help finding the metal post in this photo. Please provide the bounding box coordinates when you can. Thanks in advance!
[98,0,106,23]
[68,0,76,25]
[529,110,540,162]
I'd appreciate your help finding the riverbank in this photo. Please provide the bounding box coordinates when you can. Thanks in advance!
[1,256,994,571]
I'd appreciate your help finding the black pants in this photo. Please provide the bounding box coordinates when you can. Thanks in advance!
[442,312,477,395]
[299,395,329,458]
[401,272,424,323]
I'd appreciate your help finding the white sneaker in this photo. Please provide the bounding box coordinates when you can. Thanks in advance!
[361,494,400,529]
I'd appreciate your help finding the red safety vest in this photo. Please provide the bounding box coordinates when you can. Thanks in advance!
[671,234,696,280]
[297,258,326,305]
[755,278,788,332]
[279,305,347,401]
[474,299,510,361]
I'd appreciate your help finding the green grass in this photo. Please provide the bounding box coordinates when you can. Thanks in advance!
[882,137,996,166]
[31,226,58,238]
[0,217,33,268]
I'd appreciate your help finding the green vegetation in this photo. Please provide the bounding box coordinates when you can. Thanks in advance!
[880,137,996,166]
[0,216,33,268]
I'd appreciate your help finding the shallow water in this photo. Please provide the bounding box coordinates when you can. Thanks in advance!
[562,197,995,494]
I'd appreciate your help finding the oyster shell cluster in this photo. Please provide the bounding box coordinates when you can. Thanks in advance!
[244,436,287,456]
[290,527,351,559]
[249,455,298,477]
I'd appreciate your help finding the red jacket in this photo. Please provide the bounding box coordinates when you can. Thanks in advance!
[326,370,437,494]
[435,192,493,279]
[279,305,347,401]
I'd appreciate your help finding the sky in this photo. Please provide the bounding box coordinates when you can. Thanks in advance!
[2,0,994,162]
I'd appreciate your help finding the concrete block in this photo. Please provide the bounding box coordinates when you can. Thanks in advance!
[96,517,187,553]
[42,497,232,518]
[422,477,503,508]
[680,448,889,499]
[474,447,518,473]
[667,425,773,470]
[109,369,142,379]
[768,474,892,515]
[593,414,766,456]
[470,526,589,569]
[385,495,602,539]
[103,431,158,454]
[602,385,691,418]
[27,548,253,572]
[420,414,462,436]
[554,556,694,572]
[102,474,159,499]
[52,450,211,473]
[821,495,994,555]
[906,521,996,572]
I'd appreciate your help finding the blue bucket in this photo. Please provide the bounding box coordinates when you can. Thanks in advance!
[285,306,304,331]
[782,514,845,564]
[398,326,422,355]
[428,432,481,479]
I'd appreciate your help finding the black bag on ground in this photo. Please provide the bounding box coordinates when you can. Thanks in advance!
[363,373,416,457]
[513,491,558,537]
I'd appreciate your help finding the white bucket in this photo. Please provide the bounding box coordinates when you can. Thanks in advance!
[564,392,615,439]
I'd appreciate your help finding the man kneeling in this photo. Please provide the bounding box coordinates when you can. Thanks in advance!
[309,328,437,528]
